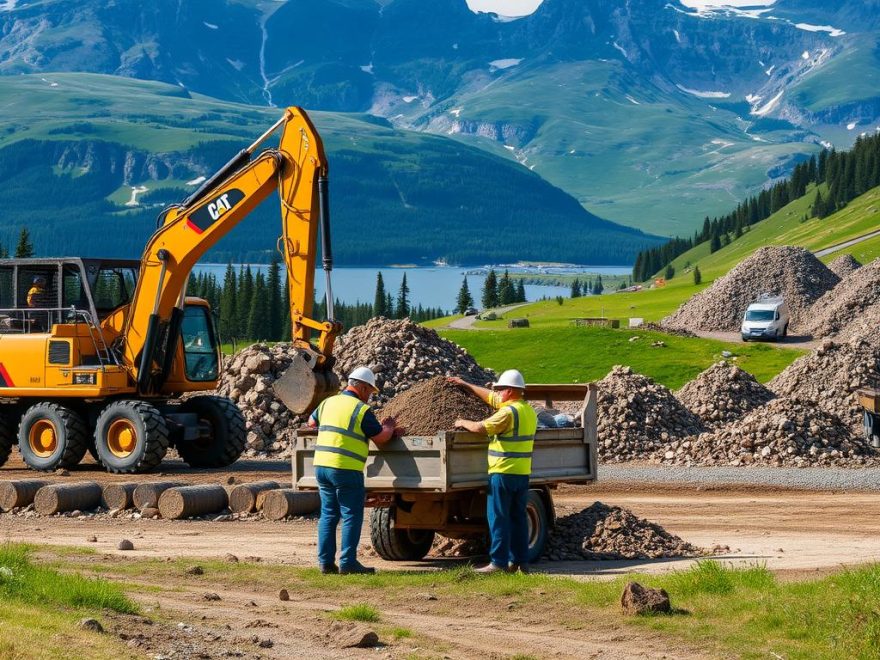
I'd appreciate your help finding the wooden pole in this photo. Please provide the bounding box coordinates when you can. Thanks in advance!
[133,481,186,510]
[158,485,229,520]
[228,481,281,514]
[34,482,102,515]
[0,480,52,511]
[101,483,138,510]
[262,489,320,521]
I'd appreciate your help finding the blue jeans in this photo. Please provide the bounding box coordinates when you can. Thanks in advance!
[487,473,530,567]
[315,466,366,569]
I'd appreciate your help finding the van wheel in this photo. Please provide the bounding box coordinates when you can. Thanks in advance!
[782,324,789,338]
[370,506,435,561]
[18,403,89,471]
[525,490,550,563]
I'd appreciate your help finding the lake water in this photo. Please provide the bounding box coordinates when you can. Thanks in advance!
[194,264,632,311]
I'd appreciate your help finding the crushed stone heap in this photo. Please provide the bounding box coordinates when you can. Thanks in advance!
[660,397,877,467]
[662,246,839,332]
[543,502,703,560]
[596,366,705,462]
[805,259,880,344]
[827,253,862,279]
[768,339,880,431]
[333,317,494,405]
[676,361,775,430]
[378,377,493,435]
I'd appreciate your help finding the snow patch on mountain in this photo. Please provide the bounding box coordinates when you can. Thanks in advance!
[626,95,641,105]
[676,84,731,99]
[847,122,857,130]
[203,22,218,30]
[489,58,523,70]
[226,59,245,71]
[802,51,810,60]
[360,64,373,74]
[795,23,845,38]
[187,176,207,186]
[449,108,462,117]
[0,0,18,10]
[752,90,784,116]
[672,29,681,43]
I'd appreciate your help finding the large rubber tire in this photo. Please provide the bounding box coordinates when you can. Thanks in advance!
[525,490,550,564]
[176,396,246,468]
[0,413,14,467]
[18,402,89,471]
[370,506,436,561]
[94,400,170,474]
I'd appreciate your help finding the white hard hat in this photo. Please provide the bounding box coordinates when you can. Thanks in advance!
[348,366,379,391]
[492,369,525,390]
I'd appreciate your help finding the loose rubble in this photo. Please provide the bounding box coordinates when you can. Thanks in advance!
[768,339,880,430]
[662,246,839,331]
[676,361,775,430]
[333,318,494,405]
[378,377,493,435]
[596,366,705,462]
[543,502,703,560]
[805,259,880,344]
[827,253,862,279]
[659,397,878,467]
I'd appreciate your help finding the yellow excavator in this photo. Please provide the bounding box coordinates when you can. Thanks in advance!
[0,107,341,473]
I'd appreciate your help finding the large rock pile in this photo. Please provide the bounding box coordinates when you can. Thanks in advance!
[596,366,705,462]
[768,339,880,430]
[543,502,702,560]
[662,246,839,331]
[676,361,775,430]
[378,377,493,435]
[827,254,862,279]
[333,318,494,405]
[805,259,880,344]
[660,397,877,467]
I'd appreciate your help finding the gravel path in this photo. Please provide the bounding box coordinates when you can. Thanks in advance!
[814,228,880,257]
[602,464,880,490]
[447,304,526,330]
[692,330,819,350]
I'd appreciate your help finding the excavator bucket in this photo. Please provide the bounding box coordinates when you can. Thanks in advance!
[273,350,340,415]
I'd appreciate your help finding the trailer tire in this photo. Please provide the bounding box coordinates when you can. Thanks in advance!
[0,413,14,467]
[94,400,170,474]
[370,506,435,561]
[176,396,246,468]
[525,490,550,564]
[18,402,89,471]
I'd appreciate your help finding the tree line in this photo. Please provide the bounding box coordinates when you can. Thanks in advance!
[632,131,880,282]
[452,269,529,314]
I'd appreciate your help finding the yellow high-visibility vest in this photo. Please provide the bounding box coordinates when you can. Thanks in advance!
[313,393,371,471]
[488,399,537,476]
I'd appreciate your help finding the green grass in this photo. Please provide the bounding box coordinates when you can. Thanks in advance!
[331,603,381,623]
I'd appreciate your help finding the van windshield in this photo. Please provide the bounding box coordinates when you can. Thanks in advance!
[745,310,776,322]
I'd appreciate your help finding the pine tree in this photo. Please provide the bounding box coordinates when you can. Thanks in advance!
[247,272,269,340]
[812,189,826,218]
[373,272,387,317]
[592,275,604,295]
[283,283,292,341]
[498,269,515,305]
[219,262,238,339]
[267,258,282,340]
[516,279,526,303]
[693,265,702,285]
[664,263,675,280]
[396,273,410,319]
[14,228,34,258]
[709,233,721,253]
[482,269,499,309]
[238,266,254,337]
[385,292,394,319]
[456,276,474,314]
[570,278,582,298]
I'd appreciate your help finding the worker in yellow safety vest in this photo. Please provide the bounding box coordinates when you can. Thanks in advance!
[448,369,537,574]
[307,366,404,574]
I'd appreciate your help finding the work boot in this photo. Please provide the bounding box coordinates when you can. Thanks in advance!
[474,563,506,574]
[339,562,376,575]
[507,564,530,574]
[320,564,339,575]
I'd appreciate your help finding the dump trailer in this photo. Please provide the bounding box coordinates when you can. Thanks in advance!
[293,383,598,563]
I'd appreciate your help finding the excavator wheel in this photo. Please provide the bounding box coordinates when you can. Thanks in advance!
[18,402,89,472]
[0,413,14,467]
[94,400,170,474]
[176,396,246,468]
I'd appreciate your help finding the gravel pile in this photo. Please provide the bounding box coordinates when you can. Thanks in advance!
[660,397,877,467]
[597,366,705,462]
[768,339,880,430]
[662,246,839,331]
[827,254,862,279]
[543,502,703,560]
[333,318,494,405]
[378,377,493,435]
[805,259,880,344]
[676,361,775,430]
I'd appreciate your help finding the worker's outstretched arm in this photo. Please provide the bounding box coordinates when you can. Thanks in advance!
[447,376,493,405]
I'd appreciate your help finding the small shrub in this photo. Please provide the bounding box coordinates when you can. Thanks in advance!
[332,603,380,623]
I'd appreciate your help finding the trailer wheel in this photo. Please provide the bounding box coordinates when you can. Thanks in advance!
[370,506,435,561]
[18,402,89,471]
[525,490,550,564]
[0,413,14,467]
[176,396,245,468]
[94,400,170,474]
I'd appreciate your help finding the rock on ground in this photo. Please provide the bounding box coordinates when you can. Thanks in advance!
[596,366,705,462]
[805,258,880,344]
[620,582,672,615]
[377,377,493,435]
[827,253,862,279]
[662,246,839,332]
[676,361,775,430]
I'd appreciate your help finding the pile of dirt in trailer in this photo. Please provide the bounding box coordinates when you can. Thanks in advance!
[804,259,880,344]
[377,377,493,435]
[543,502,703,560]
[827,254,862,279]
[659,397,878,467]
[768,339,880,431]
[662,246,839,332]
[676,361,775,430]
[596,366,705,462]
[333,318,494,405]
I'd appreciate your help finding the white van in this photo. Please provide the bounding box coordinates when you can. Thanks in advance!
[741,294,790,341]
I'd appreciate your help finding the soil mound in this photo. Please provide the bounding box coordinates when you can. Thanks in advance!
[333,318,494,405]
[662,246,839,331]
[378,377,494,435]
[543,502,703,560]
[768,339,880,430]
[676,361,775,430]
[805,259,880,343]
[597,366,705,462]
[827,253,862,279]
